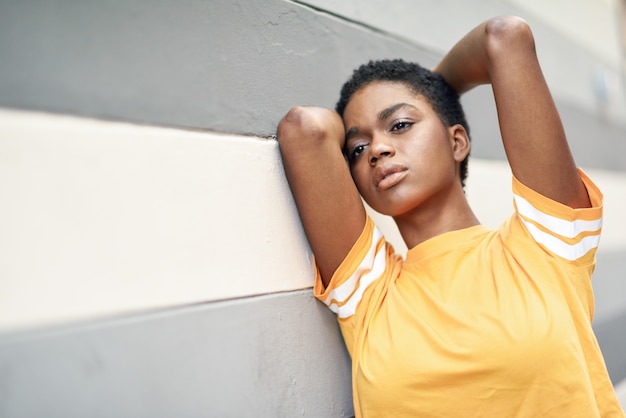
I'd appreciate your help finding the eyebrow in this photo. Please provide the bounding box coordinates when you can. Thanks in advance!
[378,102,418,121]
[345,126,359,143]
[345,102,418,144]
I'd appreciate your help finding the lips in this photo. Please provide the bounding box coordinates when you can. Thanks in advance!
[374,163,408,190]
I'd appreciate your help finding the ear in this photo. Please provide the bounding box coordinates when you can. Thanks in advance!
[448,124,470,163]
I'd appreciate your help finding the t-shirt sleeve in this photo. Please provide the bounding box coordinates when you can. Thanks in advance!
[512,168,603,265]
[312,216,391,353]
[313,215,388,318]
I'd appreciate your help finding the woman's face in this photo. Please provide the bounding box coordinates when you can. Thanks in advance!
[342,81,468,217]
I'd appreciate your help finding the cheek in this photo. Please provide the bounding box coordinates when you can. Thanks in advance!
[414,135,454,165]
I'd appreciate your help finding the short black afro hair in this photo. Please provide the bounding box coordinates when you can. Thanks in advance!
[336,59,471,188]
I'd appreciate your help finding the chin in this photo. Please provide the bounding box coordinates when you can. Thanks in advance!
[368,200,416,218]
[362,188,425,217]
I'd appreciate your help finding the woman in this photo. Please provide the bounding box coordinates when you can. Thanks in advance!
[277,16,624,417]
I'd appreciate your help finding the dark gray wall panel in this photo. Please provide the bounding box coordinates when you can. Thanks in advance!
[593,250,626,385]
[0,0,436,136]
[0,291,353,418]
[594,310,626,386]
[594,250,626,324]
[1,0,623,170]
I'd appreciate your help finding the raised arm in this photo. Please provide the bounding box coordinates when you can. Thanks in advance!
[433,16,591,208]
[277,107,366,286]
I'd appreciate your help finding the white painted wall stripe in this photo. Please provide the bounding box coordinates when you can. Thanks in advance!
[0,109,314,332]
[1,109,624,332]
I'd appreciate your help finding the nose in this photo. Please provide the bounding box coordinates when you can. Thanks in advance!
[369,134,395,165]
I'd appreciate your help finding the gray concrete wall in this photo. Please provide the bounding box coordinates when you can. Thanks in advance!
[0,0,625,415]
[0,0,436,135]
[1,0,624,170]
[0,291,353,418]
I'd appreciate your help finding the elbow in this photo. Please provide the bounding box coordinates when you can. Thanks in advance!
[277,106,344,148]
[277,106,325,150]
[278,106,314,139]
[485,16,533,41]
[280,106,307,126]
[485,16,535,56]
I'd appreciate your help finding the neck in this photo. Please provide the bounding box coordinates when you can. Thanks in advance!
[394,187,480,249]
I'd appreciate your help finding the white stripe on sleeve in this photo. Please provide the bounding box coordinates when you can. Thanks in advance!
[323,226,386,319]
[514,194,602,238]
[519,217,601,261]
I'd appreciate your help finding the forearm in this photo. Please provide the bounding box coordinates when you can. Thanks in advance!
[435,16,589,208]
[433,16,533,94]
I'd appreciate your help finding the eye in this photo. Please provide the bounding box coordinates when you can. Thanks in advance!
[349,143,368,163]
[390,120,413,132]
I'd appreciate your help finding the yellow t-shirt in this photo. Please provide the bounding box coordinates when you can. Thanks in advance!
[314,170,625,418]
